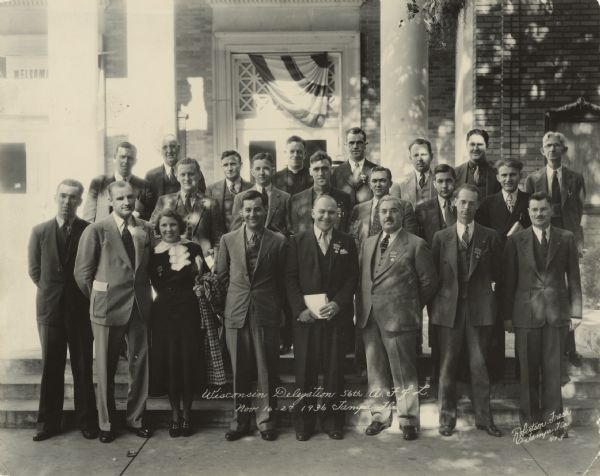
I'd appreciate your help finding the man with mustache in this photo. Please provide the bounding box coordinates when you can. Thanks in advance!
[357,196,438,441]
[503,191,582,439]
[83,142,155,222]
[455,129,501,200]
[145,134,207,201]
[398,138,437,207]
[75,181,154,443]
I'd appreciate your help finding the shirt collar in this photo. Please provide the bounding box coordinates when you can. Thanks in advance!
[437,195,451,209]
[287,166,305,174]
[112,212,134,231]
[225,177,242,190]
[313,224,332,242]
[456,221,474,240]
[163,164,176,177]
[114,172,131,182]
[532,224,551,243]
[255,184,272,195]
[349,158,365,171]
[502,189,517,202]
[414,169,431,181]
[244,224,263,242]
[381,228,401,246]
[56,216,74,228]
[179,190,198,201]
[546,165,562,178]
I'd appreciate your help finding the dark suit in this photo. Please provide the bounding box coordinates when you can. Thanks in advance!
[455,161,501,199]
[503,227,582,428]
[150,192,224,257]
[145,165,205,201]
[356,230,438,429]
[27,218,97,433]
[216,226,287,432]
[431,224,503,429]
[205,178,253,231]
[82,175,155,222]
[476,189,531,380]
[272,167,313,196]
[286,229,358,433]
[289,187,352,235]
[349,198,418,250]
[230,186,291,235]
[415,197,455,247]
[331,159,377,205]
[74,215,154,432]
[398,172,436,208]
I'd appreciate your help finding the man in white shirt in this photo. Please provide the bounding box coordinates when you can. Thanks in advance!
[503,191,582,439]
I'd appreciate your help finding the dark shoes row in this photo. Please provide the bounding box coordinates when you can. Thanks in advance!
[438,424,503,438]
[365,421,417,440]
[224,429,344,441]
[168,420,193,438]
[33,426,153,443]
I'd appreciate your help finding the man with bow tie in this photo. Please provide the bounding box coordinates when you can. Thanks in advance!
[455,129,501,200]
[525,131,585,367]
[431,184,504,438]
[216,190,287,442]
[286,195,358,441]
[145,134,207,203]
[476,158,531,380]
[398,138,437,207]
[503,191,582,439]
[28,179,98,442]
[75,181,154,443]
[356,196,438,441]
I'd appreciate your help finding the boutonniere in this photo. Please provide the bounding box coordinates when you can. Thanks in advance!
[201,198,212,210]
[359,173,368,184]
[473,247,482,259]
[332,242,349,255]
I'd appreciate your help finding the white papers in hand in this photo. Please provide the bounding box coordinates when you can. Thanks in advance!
[304,294,328,319]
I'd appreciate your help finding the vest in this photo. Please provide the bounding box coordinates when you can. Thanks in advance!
[245,233,262,279]
[457,237,472,299]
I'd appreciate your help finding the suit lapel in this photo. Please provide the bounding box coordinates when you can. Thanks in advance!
[328,230,342,288]
[188,193,207,237]
[561,168,571,207]
[253,229,272,283]
[468,224,486,279]
[546,227,561,268]
[524,228,542,280]
[365,233,378,280]
[374,231,407,280]
[340,162,353,187]
[267,189,281,226]
[307,232,323,290]
[130,217,146,273]
[233,227,250,284]
[105,217,133,270]
[536,170,548,193]
[49,220,64,269]
[446,226,458,278]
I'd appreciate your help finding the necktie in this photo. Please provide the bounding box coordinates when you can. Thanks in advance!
[462,224,470,247]
[229,183,238,195]
[370,200,382,235]
[170,167,177,182]
[352,163,362,184]
[551,170,561,205]
[541,229,548,249]
[380,233,390,255]
[260,188,269,207]
[506,193,514,213]
[122,220,135,267]
[318,231,329,255]
[473,165,480,185]
[184,194,192,212]
[248,232,257,246]
[443,199,456,226]
[418,173,426,190]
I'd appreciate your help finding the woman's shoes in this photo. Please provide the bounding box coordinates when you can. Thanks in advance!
[181,419,193,437]
[169,421,181,438]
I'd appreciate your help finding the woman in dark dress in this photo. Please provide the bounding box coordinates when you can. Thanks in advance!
[150,209,208,437]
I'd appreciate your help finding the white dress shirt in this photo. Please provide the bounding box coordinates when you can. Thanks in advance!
[456,221,474,243]
[532,224,551,244]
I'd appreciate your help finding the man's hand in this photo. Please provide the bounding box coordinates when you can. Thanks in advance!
[571,318,582,331]
[504,320,514,333]
[297,308,317,324]
[319,301,340,321]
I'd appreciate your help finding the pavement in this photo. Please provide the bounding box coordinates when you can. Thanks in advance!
[0,424,599,476]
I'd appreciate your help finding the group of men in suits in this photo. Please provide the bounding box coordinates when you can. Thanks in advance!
[27,126,584,444]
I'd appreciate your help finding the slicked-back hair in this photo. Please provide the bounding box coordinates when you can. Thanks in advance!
[107,180,133,198]
[408,137,433,156]
[250,152,274,167]
[154,208,186,235]
[176,157,202,175]
[309,150,332,166]
[379,195,403,209]
[345,127,367,142]
[433,163,456,179]
[466,128,489,147]
[542,131,567,147]
[56,178,84,197]
[529,191,551,205]
[114,141,137,157]
[369,165,392,182]
[286,135,306,148]
[494,158,523,171]
[221,150,242,162]
[455,183,481,201]
[241,189,267,208]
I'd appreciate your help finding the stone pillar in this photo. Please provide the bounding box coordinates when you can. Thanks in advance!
[454,0,474,166]
[380,0,429,180]
[126,0,176,174]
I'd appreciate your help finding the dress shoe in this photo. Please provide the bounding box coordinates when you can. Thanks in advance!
[402,425,418,441]
[439,425,453,437]
[328,430,344,440]
[260,430,278,441]
[279,344,292,355]
[365,421,390,436]
[476,424,502,437]
[99,430,115,443]
[81,428,99,440]
[552,427,569,439]
[126,426,153,438]
[181,420,193,437]
[169,421,181,438]
[225,430,247,441]
[32,429,58,442]
[296,432,311,441]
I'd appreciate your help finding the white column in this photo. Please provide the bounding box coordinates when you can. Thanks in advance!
[380,0,429,180]
[47,0,100,191]
[126,0,176,175]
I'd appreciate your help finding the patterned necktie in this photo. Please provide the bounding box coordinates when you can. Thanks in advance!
[462,224,470,247]
[551,170,561,205]
[541,229,548,250]
[380,233,390,254]
[248,232,257,246]
[473,165,481,185]
[418,173,426,190]
[443,199,456,226]
[229,182,238,195]
[506,193,514,213]
[170,167,177,183]
[370,200,382,235]
[121,219,135,267]
[318,231,329,255]
[184,194,192,213]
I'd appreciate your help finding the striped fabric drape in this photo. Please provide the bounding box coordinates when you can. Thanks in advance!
[248,53,330,128]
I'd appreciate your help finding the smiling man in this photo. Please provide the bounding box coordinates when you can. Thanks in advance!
[503,191,582,439]
[455,129,501,200]
[75,181,154,443]
[83,142,155,222]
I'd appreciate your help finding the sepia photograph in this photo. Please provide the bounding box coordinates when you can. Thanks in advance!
[0,0,599,474]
